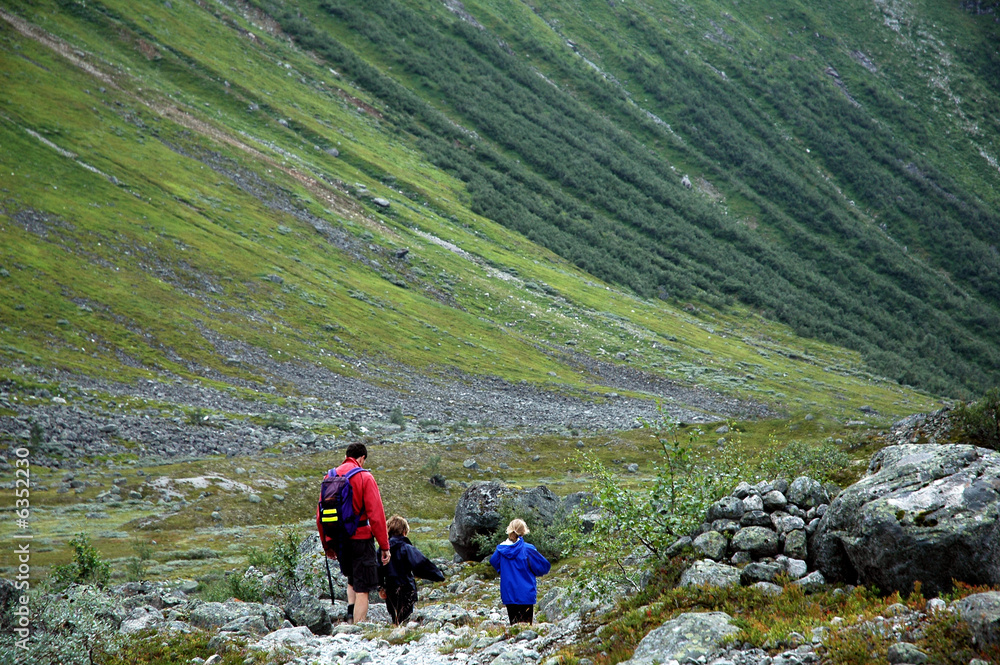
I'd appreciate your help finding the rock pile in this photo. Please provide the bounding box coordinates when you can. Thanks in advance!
[673,476,836,590]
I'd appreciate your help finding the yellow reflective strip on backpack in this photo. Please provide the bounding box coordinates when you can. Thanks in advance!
[321,508,339,522]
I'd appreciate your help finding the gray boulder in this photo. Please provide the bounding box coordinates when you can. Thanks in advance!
[812,444,1000,595]
[448,482,561,561]
[707,496,745,521]
[448,481,515,561]
[623,611,738,664]
[731,526,780,559]
[787,476,829,509]
[188,600,284,632]
[887,642,928,664]
[692,531,727,561]
[783,529,808,560]
[120,606,164,634]
[955,592,1000,646]
[740,562,784,585]
[679,560,741,588]
[285,591,332,635]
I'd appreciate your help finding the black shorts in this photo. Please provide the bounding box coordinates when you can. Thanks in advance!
[338,538,379,593]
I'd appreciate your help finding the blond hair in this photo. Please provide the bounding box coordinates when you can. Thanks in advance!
[505,518,530,541]
[387,514,409,537]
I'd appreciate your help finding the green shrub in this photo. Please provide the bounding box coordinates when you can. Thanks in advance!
[389,405,406,429]
[52,534,111,589]
[953,387,1000,450]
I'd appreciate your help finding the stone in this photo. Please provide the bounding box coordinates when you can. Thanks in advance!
[711,519,740,535]
[707,496,745,521]
[731,526,780,558]
[772,514,806,533]
[188,600,284,632]
[448,481,515,561]
[783,529,808,560]
[753,581,783,596]
[787,476,828,508]
[624,612,738,665]
[743,494,764,512]
[740,561,784,585]
[665,536,692,557]
[740,510,773,528]
[679,560,741,589]
[693,531,728,561]
[120,606,164,633]
[812,444,1000,595]
[926,598,947,614]
[251,626,316,651]
[285,591,332,635]
[776,555,808,580]
[790,571,826,593]
[732,481,751,498]
[955,592,1000,646]
[887,642,928,664]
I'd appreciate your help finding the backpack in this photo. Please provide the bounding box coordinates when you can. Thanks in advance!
[317,466,369,557]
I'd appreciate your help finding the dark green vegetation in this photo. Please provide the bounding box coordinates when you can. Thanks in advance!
[263,0,1000,397]
[953,387,1000,450]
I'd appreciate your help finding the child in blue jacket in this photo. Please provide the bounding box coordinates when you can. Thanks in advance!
[489,518,551,624]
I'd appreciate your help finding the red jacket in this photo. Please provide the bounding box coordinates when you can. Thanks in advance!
[334,457,389,551]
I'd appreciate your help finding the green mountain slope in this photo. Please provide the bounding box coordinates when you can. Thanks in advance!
[0,0,987,420]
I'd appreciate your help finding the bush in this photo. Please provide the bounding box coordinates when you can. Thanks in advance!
[953,387,1000,450]
[52,534,111,589]
[389,405,406,429]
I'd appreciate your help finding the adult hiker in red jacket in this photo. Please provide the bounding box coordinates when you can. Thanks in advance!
[332,442,390,623]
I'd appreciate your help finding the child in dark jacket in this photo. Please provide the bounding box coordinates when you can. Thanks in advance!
[489,518,551,625]
[378,515,445,625]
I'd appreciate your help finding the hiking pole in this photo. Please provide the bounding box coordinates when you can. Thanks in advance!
[324,555,336,608]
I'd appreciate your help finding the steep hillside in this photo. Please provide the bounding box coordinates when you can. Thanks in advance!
[263,0,1000,397]
[0,0,980,423]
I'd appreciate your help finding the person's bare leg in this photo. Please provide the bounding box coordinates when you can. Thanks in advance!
[353,591,369,623]
[346,584,356,623]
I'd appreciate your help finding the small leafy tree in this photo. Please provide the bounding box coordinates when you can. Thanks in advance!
[571,402,737,591]
[52,534,111,589]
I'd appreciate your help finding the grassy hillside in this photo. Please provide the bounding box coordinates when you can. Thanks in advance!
[0,0,952,421]
[263,0,1000,397]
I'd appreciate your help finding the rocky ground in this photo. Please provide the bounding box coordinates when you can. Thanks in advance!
[0,351,773,468]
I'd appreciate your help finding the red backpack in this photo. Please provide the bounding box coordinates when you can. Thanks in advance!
[316,466,369,557]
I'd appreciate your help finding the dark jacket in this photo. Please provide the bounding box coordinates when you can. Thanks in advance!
[380,535,444,597]
[489,537,551,605]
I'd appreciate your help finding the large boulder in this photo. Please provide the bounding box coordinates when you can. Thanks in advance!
[811,444,1000,595]
[449,481,516,561]
[448,482,562,561]
[622,611,738,664]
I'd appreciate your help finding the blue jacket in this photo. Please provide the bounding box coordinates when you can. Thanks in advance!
[489,537,551,605]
